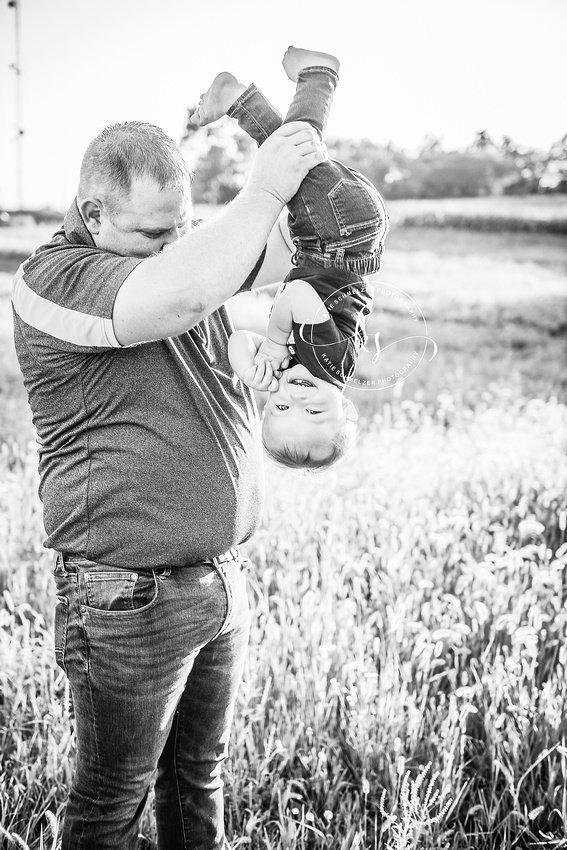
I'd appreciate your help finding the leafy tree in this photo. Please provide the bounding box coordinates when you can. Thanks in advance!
[473,129,497,151]
[540,134,567,192]
[180,106,567,202]
[181,109,255,204]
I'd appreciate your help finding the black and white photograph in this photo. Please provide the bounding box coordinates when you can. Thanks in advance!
[0,1,566,847]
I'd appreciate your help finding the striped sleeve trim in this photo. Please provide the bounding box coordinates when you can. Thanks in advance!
[11,264,121,348]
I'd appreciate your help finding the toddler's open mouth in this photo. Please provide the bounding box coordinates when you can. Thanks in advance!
[288,378,315,388]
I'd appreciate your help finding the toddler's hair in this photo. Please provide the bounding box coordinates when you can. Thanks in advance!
[262,418,357,471]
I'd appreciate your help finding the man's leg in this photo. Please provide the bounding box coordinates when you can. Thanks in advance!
[154,558,250,848]
[53,555,243,849]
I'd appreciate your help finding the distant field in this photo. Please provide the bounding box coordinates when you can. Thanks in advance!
[201,196,567,233]
[1,196,567,261]
[386,194,567,225]
[1,197,566,442]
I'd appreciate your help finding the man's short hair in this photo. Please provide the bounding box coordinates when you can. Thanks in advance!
[78,121,193,213]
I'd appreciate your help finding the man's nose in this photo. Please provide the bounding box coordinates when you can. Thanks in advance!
[159,228,181,252]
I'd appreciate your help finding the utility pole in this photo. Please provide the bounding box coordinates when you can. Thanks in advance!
[8,0,24,209]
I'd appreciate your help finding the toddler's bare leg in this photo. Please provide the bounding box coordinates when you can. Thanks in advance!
[190,72,247,126]
[283,47,340,82]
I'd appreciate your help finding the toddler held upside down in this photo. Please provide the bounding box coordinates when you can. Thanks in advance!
[192,46,389,470]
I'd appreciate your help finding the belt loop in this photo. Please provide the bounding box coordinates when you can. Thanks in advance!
[212,547,239,569]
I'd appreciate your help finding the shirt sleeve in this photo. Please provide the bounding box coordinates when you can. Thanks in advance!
[12,246,143,351]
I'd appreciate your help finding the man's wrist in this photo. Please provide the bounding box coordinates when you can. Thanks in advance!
[239,185,285,217]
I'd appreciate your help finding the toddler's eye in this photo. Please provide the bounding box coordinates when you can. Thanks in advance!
[306,409,321,415]
[275,404,289,411]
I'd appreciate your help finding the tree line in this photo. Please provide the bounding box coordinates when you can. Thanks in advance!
[182,112,567,205]
[2,121,565,224]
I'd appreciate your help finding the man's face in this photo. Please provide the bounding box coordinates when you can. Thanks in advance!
[93,175,191,258]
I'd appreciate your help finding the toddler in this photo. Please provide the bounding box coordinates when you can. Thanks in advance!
[191,46,388,469]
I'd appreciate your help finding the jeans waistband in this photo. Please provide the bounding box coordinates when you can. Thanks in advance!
[210,547,240,568]
[57,547,240,573]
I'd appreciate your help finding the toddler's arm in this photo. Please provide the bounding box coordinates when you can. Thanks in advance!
[257,278,331,366]
[228,330,279,392]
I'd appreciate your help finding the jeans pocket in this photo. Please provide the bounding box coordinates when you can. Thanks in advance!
[54,595,69,675]
[328,178,380,237]
[82,568,159,613]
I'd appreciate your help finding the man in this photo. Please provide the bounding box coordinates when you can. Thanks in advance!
[11,119,323,848]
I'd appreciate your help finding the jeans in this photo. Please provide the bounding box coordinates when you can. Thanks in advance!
[228,66,388,276]
[52,548,250,849]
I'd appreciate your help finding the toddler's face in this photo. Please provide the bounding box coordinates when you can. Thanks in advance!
[262,364,356,461]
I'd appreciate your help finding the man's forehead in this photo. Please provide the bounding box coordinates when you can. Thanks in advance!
[119,179,191,224]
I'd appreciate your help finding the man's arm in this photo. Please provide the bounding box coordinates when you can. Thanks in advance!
[227,210,293,333]
[112,123,324,346]
[248,211,295,289]
[226,284,280,336]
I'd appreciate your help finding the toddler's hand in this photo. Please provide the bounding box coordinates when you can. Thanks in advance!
[241,360,279,393]
[256,338,290,371]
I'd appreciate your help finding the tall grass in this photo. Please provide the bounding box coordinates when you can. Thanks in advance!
[1,392,566,849]
[1,201,566,847]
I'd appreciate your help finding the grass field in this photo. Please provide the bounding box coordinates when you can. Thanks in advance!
[385,196,567,234]
[0,198,566,848]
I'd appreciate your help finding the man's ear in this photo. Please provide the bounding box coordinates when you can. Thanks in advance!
[78,198,103,235]
[343,397,358,422]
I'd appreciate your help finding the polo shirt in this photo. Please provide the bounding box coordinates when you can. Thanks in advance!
[12,201,264,569]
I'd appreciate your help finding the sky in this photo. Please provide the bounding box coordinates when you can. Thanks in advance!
[0,0,565,210]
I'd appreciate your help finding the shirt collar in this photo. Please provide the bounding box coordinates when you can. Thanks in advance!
[63,199,96,248]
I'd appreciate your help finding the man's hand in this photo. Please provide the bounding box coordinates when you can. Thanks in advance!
[241,359,279,393]
[110,125,325,347]
[255,338,290,371]
[246,122,326,205]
